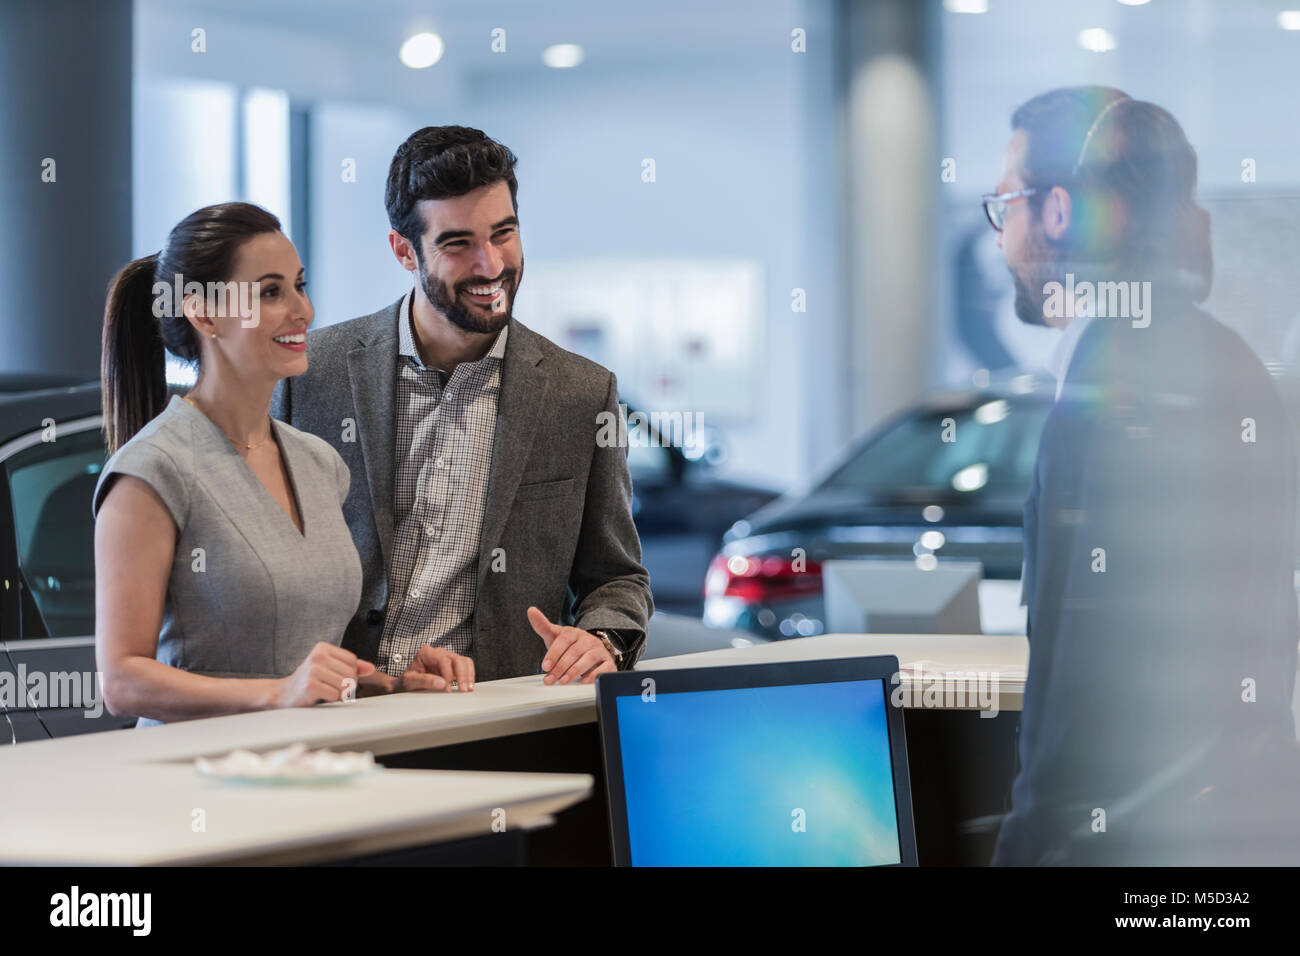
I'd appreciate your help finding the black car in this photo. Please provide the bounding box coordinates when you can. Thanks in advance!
[0,380,134,741]
[703,377,1054,640]
[623,403,780,615]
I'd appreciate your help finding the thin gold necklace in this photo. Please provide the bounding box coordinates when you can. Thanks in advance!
[183,394,273,451]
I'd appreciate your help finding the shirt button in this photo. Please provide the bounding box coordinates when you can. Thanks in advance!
[435,458,445,469]
[411,588,421,599]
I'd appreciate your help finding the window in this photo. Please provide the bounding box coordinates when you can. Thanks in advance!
[5,426,107,637]
[820,397,1049,508]
[626,417,673,487]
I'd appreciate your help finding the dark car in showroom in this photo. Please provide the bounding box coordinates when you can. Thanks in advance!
[623,404,780,615]
[0,379,136,742]
[703,375,1055,641]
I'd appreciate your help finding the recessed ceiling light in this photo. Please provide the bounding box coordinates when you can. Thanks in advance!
[1077,27,1117,52]
[400,32,444,69]
[1116,0,1151,6]
[1280,11,1300,30]
[542,43,584,68]
[943,0,988,11]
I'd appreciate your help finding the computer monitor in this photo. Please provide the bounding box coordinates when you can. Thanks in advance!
[595,655,917,866]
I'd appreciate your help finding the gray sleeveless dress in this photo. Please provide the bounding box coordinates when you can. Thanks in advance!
[92,394,364,726]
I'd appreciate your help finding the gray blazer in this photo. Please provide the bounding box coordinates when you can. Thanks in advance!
[271,299,652,681]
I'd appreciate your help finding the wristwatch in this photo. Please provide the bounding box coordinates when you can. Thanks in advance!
[592,629,625,667]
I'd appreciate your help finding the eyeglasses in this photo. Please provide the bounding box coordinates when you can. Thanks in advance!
[981,188,1036,232]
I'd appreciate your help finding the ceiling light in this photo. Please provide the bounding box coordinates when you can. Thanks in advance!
[400,32,444,69]
[1280,11,1300,30]
[1077,27,1117,51]
[943,0,989,11]
[542,43,584,68]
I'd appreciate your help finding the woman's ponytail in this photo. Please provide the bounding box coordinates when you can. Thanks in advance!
[101,253,165,456]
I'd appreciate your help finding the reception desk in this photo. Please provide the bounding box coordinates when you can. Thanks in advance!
[645,632,1027,711]
[0,632,1026,865]
[0,678,602,866]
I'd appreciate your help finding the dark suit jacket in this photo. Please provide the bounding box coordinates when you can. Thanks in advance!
[993,301,1300,865]
[271,299,652,682]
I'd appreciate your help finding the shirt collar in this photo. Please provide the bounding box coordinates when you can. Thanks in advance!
[398,288,509,369]
[1045,310,1095,401]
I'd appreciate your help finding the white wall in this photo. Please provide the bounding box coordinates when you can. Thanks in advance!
[134,0,843,491]
[459,61,815,490]
[131,77,237,256]
[309,103,418,323]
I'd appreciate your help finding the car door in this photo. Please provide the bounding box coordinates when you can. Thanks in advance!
[0,414,137,741]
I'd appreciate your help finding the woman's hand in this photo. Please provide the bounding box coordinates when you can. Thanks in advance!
[274,642,375,708]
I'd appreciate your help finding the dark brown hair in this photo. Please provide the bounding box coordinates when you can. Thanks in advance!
[384,125,518,252]
[1012,87,1212,300]
[100,201,281,454]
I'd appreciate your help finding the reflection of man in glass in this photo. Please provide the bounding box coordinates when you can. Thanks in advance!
[985,87,1300,864]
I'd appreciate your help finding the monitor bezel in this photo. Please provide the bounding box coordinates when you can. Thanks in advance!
[595,654,918,867]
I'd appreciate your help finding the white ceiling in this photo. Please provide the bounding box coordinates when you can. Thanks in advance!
[137,0,1300,189]
[141,0,804,69]
[940,0,1300,192]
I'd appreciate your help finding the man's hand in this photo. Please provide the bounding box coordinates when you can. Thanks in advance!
[356,671,397,697]
[527,606,617,685]
[398,645,476,692]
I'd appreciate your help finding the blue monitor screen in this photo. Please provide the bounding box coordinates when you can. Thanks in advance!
[614,678,901,866]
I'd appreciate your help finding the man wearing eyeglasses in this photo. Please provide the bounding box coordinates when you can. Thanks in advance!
[986,88,1300,865]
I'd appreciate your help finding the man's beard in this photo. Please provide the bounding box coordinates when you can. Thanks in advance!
[419,256,522,335]
[1010,230,1065,328]
[1011,266,1049,327]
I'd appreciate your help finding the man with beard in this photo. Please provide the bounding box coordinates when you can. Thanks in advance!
[273,126,651,691]
[986,88,1300,864]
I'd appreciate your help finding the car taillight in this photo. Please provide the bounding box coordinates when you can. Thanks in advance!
[704,553,824,604]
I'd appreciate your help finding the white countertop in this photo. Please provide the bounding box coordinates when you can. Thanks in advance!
[0,633,1025,864]
[3,633,1023,774]
[0,763,592,865]
[643,633,1028,711]
[0,674,597,769]
[0,674,599,865]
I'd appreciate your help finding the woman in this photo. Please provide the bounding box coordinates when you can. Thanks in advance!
[94,201,377,725]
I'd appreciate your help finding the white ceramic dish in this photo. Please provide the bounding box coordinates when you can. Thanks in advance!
[195,742,377,785]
